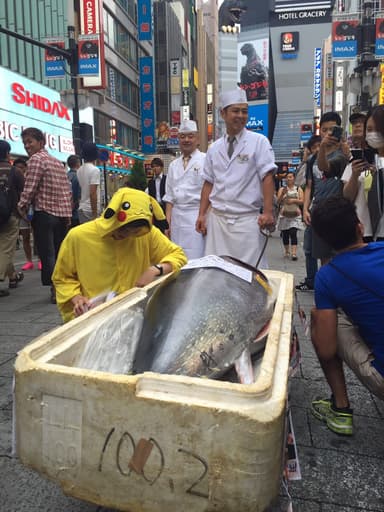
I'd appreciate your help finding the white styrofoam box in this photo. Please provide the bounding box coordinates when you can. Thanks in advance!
[14,270,294,512]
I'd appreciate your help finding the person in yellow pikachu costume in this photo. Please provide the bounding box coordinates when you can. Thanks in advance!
[52,187,187,322]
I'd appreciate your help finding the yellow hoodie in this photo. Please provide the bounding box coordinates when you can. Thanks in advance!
[53,188,187,322]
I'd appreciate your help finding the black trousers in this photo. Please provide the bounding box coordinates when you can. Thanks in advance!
[281,227,298,246]
[32,211,68,286]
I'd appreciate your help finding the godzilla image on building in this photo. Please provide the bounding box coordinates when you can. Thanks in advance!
[238,42,268,101]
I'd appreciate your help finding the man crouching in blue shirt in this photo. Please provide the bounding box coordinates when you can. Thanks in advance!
[310,196,384,436]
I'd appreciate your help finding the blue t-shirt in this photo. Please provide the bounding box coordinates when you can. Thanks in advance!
[315,242,384,375]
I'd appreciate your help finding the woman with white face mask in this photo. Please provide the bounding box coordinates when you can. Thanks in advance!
[343,105,384,242]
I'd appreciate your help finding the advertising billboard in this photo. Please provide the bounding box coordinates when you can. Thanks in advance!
[138,0,152,41]
[79,0,106,88]
[314,47,322,107]
[246,104,268,137]
[44,39,66,79]
[332,20,359,60]
[139,57,156,154]
[237,38,268,102]
[78,35,100,77]
[375,18,384,58]
[0,67,74,160]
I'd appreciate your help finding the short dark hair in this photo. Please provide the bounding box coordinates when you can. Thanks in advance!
[0,140,11,159]
[151,157,164,168]
[311,197,360,250]
[307,135,321,150]
[67,155,81,168]
[21,127,45,141]
[13,158,27,167]
[81,142,99,161]
[320,112,341,127]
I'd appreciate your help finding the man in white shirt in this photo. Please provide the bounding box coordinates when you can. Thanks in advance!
[163,120,206,259]
[196,88,277,267]
[77,143,101,223]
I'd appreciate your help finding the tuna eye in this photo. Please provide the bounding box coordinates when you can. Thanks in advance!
[122,201,130,210]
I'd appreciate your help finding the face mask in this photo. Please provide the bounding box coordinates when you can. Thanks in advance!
[366,131,384,149]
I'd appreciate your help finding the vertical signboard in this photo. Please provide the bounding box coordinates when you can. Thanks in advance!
[79,0,106,88]
[139,56,156,153]
[44,39,66,79]
[375,18,384,58]
[138,0,152,41]
[237,38,268,102]
[314,48,322,108]
[332,20,359,60]
[78,35,100,76]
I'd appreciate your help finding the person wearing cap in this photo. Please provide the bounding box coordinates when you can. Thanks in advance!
[77,142,101,223]
[0,140,25,296]
[163,119,206,259]
[196,88,277,267]
[349,112,367,149]
[52,188,187,322]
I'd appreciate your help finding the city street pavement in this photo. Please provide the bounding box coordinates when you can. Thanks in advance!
[1,233,383,512]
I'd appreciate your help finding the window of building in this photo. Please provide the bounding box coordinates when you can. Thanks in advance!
[94,110,139,149]
[104,8,138,69]
[115,0,137,23]
[106,64,139,114]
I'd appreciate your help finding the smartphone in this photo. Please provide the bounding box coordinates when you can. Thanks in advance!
[350,148,364,160]
[363,147,376,164]
[331,125,343,141]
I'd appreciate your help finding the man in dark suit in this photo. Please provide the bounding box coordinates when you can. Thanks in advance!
[146,158,168,233]
[147,158,166,211]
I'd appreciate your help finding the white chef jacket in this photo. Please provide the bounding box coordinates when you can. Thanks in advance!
[163,149,206,259]
[163,149,206,207]
[202,128,277,215]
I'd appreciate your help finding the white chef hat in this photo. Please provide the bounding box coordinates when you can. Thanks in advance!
[179,120,198,133]
[220,88,247,109]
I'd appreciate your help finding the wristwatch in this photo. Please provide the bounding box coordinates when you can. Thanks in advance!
[153,264,163,276]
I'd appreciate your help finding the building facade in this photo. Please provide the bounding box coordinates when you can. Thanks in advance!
[0,0,148,159]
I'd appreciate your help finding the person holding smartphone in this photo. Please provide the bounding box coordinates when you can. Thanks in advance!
[296,112,349,291]
[343,106,384,242]
[342,146,375,242]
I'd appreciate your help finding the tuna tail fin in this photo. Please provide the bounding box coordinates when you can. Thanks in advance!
[234,347,254,384]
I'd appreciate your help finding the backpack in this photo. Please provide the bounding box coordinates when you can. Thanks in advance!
[0,167,15,226]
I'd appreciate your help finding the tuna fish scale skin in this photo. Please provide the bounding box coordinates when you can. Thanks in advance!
[132,264,274,378]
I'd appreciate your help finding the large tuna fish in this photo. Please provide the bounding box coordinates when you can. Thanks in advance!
[132,257,275,379]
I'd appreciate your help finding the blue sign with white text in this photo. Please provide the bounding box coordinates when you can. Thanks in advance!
[332,41,357,59]
[246,104,268,137]
[139,56,156,153]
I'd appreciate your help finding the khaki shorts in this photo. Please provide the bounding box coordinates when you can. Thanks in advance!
[337,311,384,400]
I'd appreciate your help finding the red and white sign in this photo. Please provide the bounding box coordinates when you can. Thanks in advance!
[79,0,106,89]
[11,83,71,120]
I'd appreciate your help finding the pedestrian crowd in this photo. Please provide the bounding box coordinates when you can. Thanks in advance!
[0,89,383,435]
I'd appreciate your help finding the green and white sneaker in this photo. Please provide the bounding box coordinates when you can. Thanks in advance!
[311,397,353,436]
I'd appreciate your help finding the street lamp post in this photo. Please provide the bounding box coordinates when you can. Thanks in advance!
[67,24,81,155]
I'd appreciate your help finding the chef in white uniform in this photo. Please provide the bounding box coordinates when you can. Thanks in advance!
[163,120,206,259]
[196,88,277,268]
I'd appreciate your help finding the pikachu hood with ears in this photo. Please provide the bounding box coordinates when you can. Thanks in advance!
[53,187,186,323]
[96,187,167,237]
